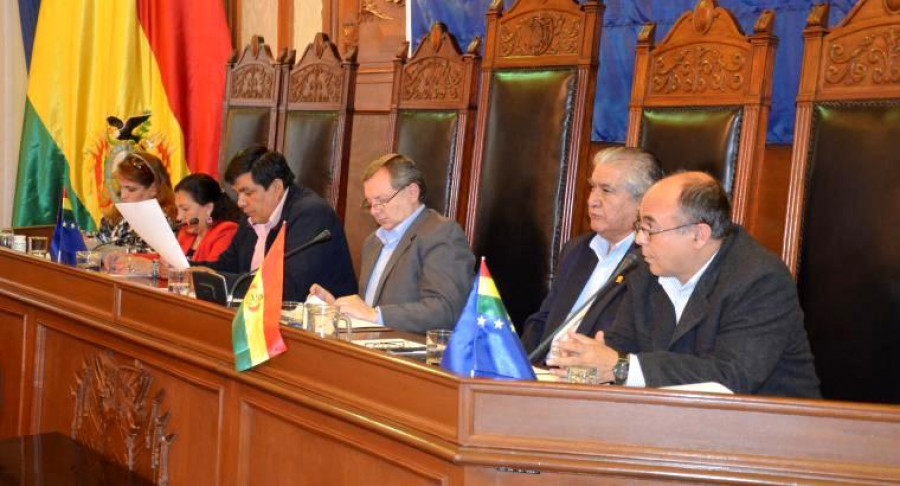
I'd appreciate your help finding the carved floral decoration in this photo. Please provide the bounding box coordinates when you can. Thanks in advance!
[360,0,403,22]
[71,353,175,485]
[290,65,343,104]
[498,13,582,57]
[825,29,900,86]
[402,58,465,102]
[652,45,747,94]
[231,65,275,100]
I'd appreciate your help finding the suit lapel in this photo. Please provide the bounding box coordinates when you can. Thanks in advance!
[650,283,677,350]
[358,236,383,298]
[371,209,429,304]
[542,244,597,342]
[667,246,726,348]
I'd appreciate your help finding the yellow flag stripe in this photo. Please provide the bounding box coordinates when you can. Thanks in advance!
[478,276,501,299]
[27,0,188,226]
[242,275,270,365]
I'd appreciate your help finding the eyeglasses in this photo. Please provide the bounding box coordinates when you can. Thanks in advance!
[361,185,407,211]
[633,221,698,239]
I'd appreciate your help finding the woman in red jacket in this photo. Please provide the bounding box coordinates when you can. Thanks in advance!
[174,174,240,263]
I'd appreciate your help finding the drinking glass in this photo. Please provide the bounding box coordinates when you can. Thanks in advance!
[11,235,26,253]
[426,329,452,366]
[27,236,49,259]
[166,267,191,296]
[280,301,304,328]
[75,250,101,271]
[304,303,352,341]
[0,230,13,248]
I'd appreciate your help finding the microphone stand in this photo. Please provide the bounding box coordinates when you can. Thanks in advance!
[227,229,332,299]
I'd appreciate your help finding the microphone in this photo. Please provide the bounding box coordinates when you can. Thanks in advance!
[527,252,639,363]
[228,229,332,298]
[175,217,199,228]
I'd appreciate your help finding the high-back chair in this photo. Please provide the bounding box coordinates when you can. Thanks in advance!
[277,33,357,217]
[465,0,604,326]
[626,0,777,224]
[219,36,285,178]
[783,0,900,403]
[388,23,480,220]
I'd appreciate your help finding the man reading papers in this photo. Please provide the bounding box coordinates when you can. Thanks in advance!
[548,172,821,398]
[310,154,475,334]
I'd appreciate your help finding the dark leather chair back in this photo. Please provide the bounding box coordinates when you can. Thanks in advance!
[466,0,603,326]
[395,110,459,213]
[278,33,357,217]
[627,0,776,224]
[389,23,479,220]
[219,36,283,180]
[639,107,743,194]
[783,1,900,404]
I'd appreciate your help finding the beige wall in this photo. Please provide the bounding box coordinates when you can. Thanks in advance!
[237,0,323,52]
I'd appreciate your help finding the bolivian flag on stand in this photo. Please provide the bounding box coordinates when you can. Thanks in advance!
[14,0,232,230]
[232,225,288,371]
[441,259,536,380]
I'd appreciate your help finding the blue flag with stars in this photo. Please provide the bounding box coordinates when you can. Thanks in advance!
[50,188,87,266]
[441,259,536,380]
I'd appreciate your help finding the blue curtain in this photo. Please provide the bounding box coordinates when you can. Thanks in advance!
[18,0,41,72]
[411,0,854,144]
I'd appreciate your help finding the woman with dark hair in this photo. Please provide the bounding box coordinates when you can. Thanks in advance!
[97,151,177,251]
[174,174,240,262]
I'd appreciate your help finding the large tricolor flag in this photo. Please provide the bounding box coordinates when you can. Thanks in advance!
[232,225,288,372]
[13,0,232,231]
[441,259,536,380]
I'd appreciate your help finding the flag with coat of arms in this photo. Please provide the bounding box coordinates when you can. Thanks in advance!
[441,258,536,380]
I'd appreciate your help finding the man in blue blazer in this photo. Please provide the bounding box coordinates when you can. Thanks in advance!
[520,147,663,363]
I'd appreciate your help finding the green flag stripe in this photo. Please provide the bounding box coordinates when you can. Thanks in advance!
[231,306,253,371]
[14,99,97,231]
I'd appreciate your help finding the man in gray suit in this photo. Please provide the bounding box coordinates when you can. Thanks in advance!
[549,172,820,398]
[310,154,475,334]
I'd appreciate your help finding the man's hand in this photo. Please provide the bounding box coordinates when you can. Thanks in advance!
[308,284,336,304]
[546,331,619,382]
[334,294,378,322]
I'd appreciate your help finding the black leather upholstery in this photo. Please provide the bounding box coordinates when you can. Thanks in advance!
[640,107,743,193]
[282,111,339,201]
[798,101,900,404]
[472,68,576,326]
[396,110,459,215]
[220,108,271,177]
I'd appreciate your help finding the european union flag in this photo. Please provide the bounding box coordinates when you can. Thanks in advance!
[441,259,536,380]
[50,188,86,266]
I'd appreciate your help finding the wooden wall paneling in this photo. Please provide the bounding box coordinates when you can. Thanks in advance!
[0,295,31,439]
[29,308,228,485]
[745,144,792,254]
[234,384,459,485]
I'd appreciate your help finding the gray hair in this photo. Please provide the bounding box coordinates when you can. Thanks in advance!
[363,153,427,203]
[592,147,663,201]
[677,173,733,239]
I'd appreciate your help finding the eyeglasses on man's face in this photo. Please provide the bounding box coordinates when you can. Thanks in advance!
[633,221,698,239]
[361,184,408,211]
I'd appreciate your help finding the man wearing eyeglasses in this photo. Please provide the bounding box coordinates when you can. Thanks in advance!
[310,154,475,333]
[548,172,820,398]
[520,147,662,363]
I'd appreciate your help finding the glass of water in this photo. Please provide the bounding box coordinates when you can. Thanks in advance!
[27,236,49,259]
[166,267,191,296]
[425,329,452,366]
[75,250,101,271]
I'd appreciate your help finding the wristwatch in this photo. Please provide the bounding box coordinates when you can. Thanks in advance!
[612,351,629,385]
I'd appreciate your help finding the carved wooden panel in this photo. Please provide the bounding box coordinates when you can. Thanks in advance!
[287,33,347,105]
[229,37,280,102]
[824,28,900,86]
[651,43,750,95]
[71,352,175,485]
[497,11,583,58]
[397,23,480,107]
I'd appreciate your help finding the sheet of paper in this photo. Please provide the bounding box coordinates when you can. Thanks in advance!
[533,367,562,382]
[661,382,734,394]
[353,338,425,351]
[115,199,190,269]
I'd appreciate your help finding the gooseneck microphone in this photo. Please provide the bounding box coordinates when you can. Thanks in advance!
[228,229,332,298]
[175,217,200,228]
[527,252,640,363]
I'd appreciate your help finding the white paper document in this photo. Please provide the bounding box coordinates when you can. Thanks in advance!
[115,199,190,269]
[661,382,734,394]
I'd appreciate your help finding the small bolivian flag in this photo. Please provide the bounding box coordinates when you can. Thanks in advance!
[232,225,288,371]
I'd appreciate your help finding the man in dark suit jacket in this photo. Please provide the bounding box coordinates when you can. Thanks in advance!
[520,147,662,363]
[311,154,475,333]
[549,172,820,398]
[208,146,357,302]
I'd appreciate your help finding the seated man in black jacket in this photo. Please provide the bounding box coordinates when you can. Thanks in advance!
[549,172,820,398]
[207,145,357,302]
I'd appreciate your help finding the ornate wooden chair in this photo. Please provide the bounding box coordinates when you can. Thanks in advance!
[626,0,777,225]
[388,23,480,219]
[277,33,357,217]
[218,36,285,178]
[464,0,603,326]
[783,0,900,404]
